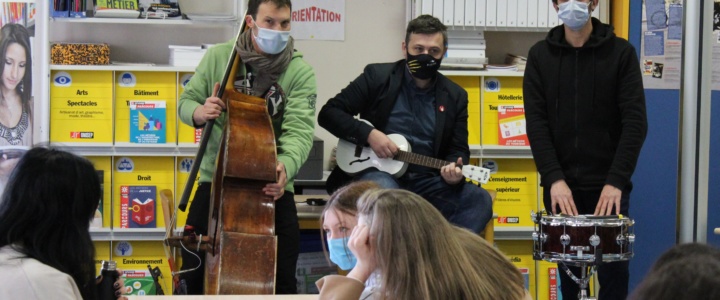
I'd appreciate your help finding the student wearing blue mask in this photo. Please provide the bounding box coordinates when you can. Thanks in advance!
[523,1,647,299]
[317,189,530,300]
[177,0,317,294]
[319,181,381,299]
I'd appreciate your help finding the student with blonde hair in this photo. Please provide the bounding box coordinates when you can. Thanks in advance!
[317,188,529,300]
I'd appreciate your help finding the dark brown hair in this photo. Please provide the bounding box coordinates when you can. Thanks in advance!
[247,0,292,19]
[405,14,448,48]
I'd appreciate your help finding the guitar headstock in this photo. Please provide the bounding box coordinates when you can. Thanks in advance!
[462,165,491,184]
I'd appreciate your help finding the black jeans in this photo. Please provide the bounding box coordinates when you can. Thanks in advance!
[180,182,300,294]
[543,187,631,300]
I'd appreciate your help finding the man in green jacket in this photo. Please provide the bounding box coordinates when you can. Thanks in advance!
[177,0,316,294]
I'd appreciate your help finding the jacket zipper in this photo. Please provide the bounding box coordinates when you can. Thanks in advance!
[574,49,580,180]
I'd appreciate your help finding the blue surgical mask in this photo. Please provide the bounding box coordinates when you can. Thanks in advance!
[252,19,290,55]
[558,0,591,31]
[328,237,357,270]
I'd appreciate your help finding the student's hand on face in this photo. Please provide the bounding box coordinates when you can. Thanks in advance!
[263,162,287,201]
[594,184,622,216]
[367,129,398,159]
[192,82,227,126]
[441,157,464,185]
[346,224,376,283]
[550,179,578,216]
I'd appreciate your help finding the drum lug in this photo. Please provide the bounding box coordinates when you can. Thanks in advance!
[589,234,600,247]
[532,232,547,243]
[560,234,571,246]
[627,233,635,244]
[616,234,626,245]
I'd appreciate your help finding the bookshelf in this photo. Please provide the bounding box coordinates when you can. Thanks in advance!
[47,5,242,243]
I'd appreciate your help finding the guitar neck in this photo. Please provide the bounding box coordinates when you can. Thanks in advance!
[394,150,448,170]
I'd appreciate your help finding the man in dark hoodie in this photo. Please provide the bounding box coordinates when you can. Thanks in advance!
[523,0,647,299]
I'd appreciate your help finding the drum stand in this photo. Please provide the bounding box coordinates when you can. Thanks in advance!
[559,262,598,300]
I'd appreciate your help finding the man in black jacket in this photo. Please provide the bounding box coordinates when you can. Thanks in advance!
[318,15,493,234]
[524,1,647,299]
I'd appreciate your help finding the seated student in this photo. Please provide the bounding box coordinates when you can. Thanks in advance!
[628,243,720,300]
[320,181,382,299]
[0,147,126,300]
[317,188,529,300]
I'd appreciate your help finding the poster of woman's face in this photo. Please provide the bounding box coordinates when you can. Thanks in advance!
[0,2,35,199]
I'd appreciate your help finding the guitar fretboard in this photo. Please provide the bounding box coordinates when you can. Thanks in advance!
[394,150,448,170]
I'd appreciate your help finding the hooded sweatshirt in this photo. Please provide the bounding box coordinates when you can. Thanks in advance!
[523,18,647,191]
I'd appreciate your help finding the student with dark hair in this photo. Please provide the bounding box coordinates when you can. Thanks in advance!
[628,243,720,300]
[318,14,493,235]
[177,0,316,294]
[0,147,125,299]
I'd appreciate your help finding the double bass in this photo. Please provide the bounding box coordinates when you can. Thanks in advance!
[169,13,278,295]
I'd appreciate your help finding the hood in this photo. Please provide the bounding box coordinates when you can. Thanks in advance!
[546,18,615,48]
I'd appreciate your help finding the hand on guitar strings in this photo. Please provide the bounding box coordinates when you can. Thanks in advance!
[192,82,226,126]
[367,129,398,159]
[263,162,287,201]
[441,157,465,185]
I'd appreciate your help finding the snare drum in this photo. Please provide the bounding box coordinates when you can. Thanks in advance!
[532,214,635,265]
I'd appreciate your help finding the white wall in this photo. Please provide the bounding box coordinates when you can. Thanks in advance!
[293,0,407,171]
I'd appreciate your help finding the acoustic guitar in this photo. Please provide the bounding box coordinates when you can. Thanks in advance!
[336,131,491,184]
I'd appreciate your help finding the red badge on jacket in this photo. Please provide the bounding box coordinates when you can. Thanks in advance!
[439,105,445,112]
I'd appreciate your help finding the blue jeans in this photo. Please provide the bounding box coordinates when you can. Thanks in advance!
[357,169,493,233]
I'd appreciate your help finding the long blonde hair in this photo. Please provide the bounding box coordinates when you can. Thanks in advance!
[357,189,527,300]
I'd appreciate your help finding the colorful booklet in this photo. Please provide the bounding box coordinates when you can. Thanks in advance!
[120,185,157,228]
[498,105,529,146]
[129,100,166,144]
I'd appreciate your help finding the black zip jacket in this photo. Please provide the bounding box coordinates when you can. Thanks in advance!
[318,60,470,191]
[523,18,648,191]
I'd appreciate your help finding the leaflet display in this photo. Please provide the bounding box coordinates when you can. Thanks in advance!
[113,156,173,229]
[50,71,113,143]
[115,71,177,144]
[482,77,524,145]
[480,158,539,227]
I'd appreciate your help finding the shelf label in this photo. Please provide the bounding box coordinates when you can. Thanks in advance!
[50,71,113,143]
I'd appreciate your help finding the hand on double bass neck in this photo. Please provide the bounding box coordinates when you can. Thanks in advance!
[192,82,226,126]
[263,161,288,201]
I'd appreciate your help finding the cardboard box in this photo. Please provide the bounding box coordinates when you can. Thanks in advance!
[51,43,110,65]
[296,136,323,180]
